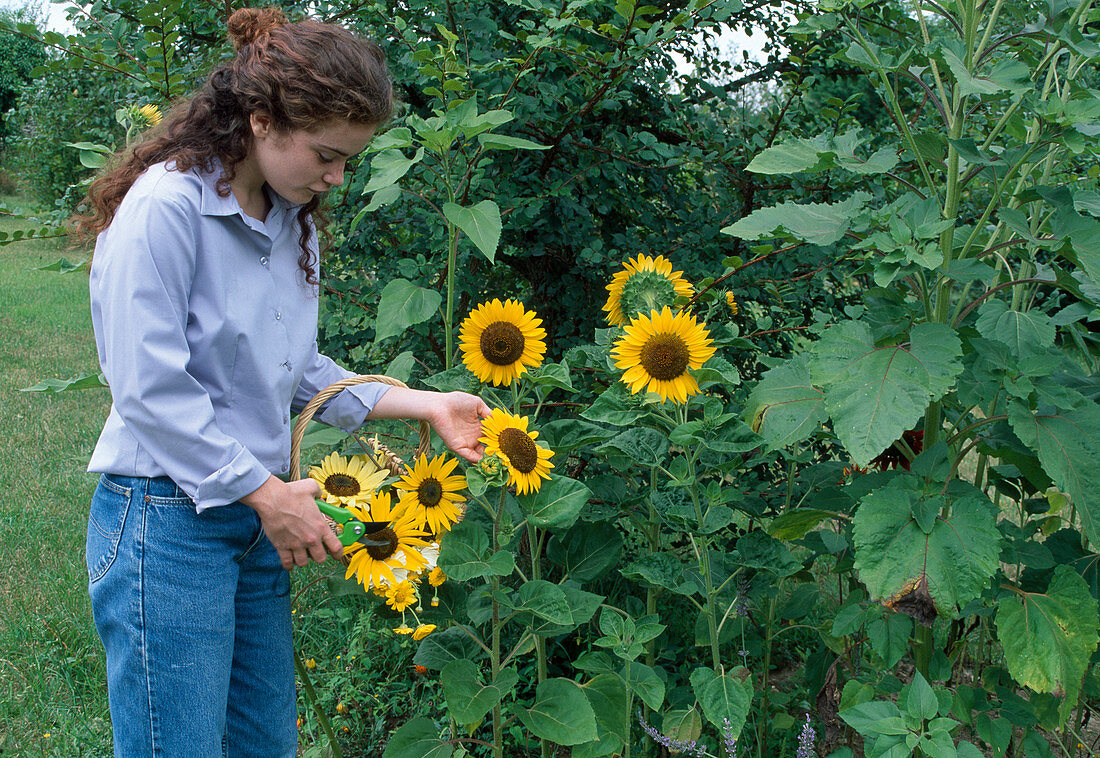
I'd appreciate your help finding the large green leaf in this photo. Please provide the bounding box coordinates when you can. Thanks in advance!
[1008,400,1100,545]
[380,717,452,758]
[745,355,826,451]
[442,200,502,263]
[721,192,871,246]
[746,130,898,176]
[413,625,486,670]
[364,147,424,193]
[594,428,670,467]
[809,320,963,466]
[689,666,753,736]
[516,678,599,746]
[852,477,1001,623]
[438,521,515,581]
[996,566,1099,724]
[577,674,628,756]
[441,659,519,725]
[518,476,591,531]
[975,300,1056,359]
[374,278,443,344]
[623,661,665,711]
[546,521,624,582]
[502,580,574,626]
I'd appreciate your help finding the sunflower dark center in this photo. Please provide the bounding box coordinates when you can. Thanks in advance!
[480,322,526,366]
[639,333,690,381]
[417,477,444,507]
[364,527,398,561]
[498,427,538,473]
[324,473,361,497]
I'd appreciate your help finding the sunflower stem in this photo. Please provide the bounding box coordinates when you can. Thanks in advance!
[491,486,506,758]
[687,453,721,670]
[528,521,551,758]
[294,650,344,758]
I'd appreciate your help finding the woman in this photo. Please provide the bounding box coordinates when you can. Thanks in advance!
[74,8,487,756]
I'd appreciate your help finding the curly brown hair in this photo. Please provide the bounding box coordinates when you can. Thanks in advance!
[72,7,392,284]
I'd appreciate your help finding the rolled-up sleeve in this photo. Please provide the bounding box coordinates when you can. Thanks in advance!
[292,344,392,430]
[89,187,271,509]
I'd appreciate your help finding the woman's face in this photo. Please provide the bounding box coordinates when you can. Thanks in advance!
[249,114,375,205]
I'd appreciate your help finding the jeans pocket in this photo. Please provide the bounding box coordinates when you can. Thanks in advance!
[86,475,132,582]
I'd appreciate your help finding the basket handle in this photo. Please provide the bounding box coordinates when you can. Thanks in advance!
[288,374,431,481]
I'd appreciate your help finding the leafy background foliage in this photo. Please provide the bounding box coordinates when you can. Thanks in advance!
[3,0,1100,756]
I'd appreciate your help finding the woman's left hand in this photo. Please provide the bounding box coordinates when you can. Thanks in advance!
[367,386,490,463]
[427,391,491,463]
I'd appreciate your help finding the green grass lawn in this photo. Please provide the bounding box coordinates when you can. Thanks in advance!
[0,201,113,756]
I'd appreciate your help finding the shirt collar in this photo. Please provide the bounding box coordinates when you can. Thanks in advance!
[195,159,300,229]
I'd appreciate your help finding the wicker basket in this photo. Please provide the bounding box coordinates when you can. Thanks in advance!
[289,374,431,563]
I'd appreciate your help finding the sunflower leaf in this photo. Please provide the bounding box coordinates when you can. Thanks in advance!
[546,521,624,582]
[519,476,591,531]
[441,659,519,725]
[578,674,629,755]
[689,666,753,736]
[374,278,443,345]
[442,200,502,263]
[808,320,963,466]
[744,355,826,452]
[1008,400,1100,546]
[438,521,516,581]
[516,678,599,746]
[852,476,1001,624]
[996,566,1099,725]
[381,717,453,758]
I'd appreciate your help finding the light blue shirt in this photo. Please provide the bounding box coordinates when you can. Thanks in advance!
[88,161,390,511]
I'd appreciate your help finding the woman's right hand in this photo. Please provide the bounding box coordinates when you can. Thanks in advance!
[241,476,344,570]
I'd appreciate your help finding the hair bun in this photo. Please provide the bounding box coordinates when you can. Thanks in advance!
[227,7,287,50]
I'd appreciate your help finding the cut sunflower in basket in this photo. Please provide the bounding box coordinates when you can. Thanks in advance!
[308,451,390,506]
[342,489,430,590]
[394,453,467,534]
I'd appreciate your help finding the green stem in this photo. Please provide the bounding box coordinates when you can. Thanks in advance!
[491,487,506,758]
[528,521,550,758]
[294,650,345,758]
[913,623,934,681]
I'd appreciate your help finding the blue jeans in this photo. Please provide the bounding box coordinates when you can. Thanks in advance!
[87,474,296,758]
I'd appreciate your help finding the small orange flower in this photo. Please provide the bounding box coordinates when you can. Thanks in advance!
[414,664,429,675]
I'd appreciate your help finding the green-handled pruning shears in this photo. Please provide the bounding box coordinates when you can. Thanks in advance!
[315,500,389,547]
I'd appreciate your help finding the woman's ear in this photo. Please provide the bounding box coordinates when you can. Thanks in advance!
[249,111,273,139]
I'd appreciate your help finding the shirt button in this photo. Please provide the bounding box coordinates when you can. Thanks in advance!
[283,415,289,424]
[275,311,282,320]
[281,464,289,473]
[259,256,269,266]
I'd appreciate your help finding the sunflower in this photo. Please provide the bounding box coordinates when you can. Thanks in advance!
[140,104,162,125]
[611,306,716,404]
[309,451,389,506]
[603,254,694,327]
[459,299,547,386]
[393,624,414,635]
[413,624,437,641]
[428,567,447,587]
[479,409,555,495]
[395,454,467,534]
[343,490,430,589]
[385,581,417,612]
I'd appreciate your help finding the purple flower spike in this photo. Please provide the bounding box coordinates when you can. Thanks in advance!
[796,713,815,758]
[637,710,708,757]
[721,717,738,757]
